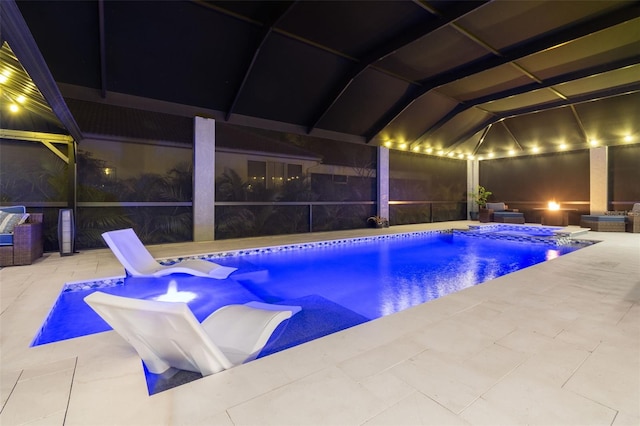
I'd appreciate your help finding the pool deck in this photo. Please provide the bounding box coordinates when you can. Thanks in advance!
[1,221,638,425]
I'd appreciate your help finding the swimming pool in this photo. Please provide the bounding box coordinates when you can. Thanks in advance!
[32,227,594,394]
[33,227,590,348]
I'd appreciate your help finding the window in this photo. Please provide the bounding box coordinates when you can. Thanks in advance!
[268,162,285,187]
[248,160,266,185]
[332,174,348,184]
[287,164,302,181]
[247,161,302,188]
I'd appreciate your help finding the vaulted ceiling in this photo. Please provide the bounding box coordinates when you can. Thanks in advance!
[2,0,640,160]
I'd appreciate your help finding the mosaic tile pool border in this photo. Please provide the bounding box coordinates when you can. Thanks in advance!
[62,227,593,293]
[463,224,595,246]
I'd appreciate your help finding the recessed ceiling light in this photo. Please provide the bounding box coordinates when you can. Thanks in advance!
[624,135,633,143]
[16,95,26,104]
[488,152,494,158]
[457,153,464,158]
[467,154,474,160]
[425,147,433,154]
[532,147,539,153]
[559,143,567,150]
[384,141,392,147]
[447,152,454,157]
[589,139,598,146]
[437,150,444,156]
[0,75,7,84]
[9,104,19,113]
[508,150,515,156]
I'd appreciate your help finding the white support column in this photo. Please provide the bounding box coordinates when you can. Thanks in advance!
[193,116,216,241]
[377,146,389,220]
[589,146,608,214]
[467,159,479,219]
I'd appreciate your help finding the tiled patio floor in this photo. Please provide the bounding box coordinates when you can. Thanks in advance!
[1,222,638,425]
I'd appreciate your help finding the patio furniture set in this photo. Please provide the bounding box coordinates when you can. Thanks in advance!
[479,201,640,233]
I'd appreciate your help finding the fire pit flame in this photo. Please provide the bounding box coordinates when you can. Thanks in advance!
[548,201,560,211]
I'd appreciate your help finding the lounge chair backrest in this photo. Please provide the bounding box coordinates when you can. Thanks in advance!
[201,303,296,364]
[485,202,507,211]
[84,291,233,375]
[102,229,159,276]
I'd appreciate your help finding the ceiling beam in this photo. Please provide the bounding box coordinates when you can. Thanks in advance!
[306,1,488,134]
[0,0,83,142]
[226,2,297,121]
[500,121,524,152]
[0,128,73,143]
[569,104,589,144]
[443,82,640,153]
[410,54,640,148]
[365,1,640,143]
[471,123,492,156]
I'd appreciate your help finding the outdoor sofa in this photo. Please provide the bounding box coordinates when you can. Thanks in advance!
[480,202,525,224]
[0,206,44,266]
[580,204,640,233]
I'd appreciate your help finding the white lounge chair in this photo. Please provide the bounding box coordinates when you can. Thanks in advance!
[84,291,301,376]
[102,228,236,279]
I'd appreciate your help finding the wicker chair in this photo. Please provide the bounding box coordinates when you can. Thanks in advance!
[0,206,44,267]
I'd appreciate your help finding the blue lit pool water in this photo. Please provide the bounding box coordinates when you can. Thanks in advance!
[33,229,587,348]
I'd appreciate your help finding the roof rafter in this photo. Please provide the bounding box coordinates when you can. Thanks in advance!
[500,121,524,152]
[305,0,488,133]
[365,2,640,143]
[410,54,640,148]
[569,104,589,144]
[471,123,492,156]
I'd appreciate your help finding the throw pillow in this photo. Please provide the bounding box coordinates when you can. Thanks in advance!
[0,212,30,233]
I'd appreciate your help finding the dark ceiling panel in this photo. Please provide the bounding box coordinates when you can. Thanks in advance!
[457,0,626,51]
[428,108,492,152]
[504,107,586,149]
[554,65,640,98]
[517,18,640,80]
[378,91,459,146]
[277,1,430,58]
[16,1,101,88]
[436,64,532,102]
[574,92,640,143]
[474,121,516,156]
[481,89,561,113]
[377,25,491,82]
[233,33,352,126]
[315,68,411,136]
[103,1,261,111]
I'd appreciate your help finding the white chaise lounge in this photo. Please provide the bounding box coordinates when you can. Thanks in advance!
[102,228,236,279]
[84,291,301,376]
